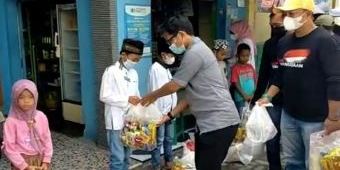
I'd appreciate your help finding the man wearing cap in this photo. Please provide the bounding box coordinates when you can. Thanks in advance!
[100,38,144,170]
[314,15,335,35]
[258,0,340,169]
[329,8,340,36]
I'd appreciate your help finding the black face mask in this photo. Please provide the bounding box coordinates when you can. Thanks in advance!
[271,26,286,38]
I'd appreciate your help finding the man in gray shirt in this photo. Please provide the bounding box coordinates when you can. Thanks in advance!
[141,15,240,170]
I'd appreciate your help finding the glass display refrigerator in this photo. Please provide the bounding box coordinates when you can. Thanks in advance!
[56,4,83,124]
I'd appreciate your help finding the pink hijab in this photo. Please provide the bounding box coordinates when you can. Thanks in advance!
[9,79,42,153]
[230,20,257,58]
[9,79,38,121]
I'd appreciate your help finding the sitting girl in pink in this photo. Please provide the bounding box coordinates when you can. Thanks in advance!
[2,79,53,170]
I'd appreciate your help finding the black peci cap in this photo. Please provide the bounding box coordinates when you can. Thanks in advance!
[121,38,144,55]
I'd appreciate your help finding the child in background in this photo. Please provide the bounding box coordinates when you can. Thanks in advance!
[231,43,257,115]
[2,79,53,170]
[213,39,231,86]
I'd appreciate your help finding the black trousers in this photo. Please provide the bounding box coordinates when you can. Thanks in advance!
[195,124,239,170]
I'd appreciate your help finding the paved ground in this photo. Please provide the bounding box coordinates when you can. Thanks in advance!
[0,131,275,170]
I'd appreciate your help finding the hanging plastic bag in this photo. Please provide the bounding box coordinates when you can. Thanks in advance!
[124,103,162,124]
[172,140,196,170]
[225,103,276,164]
[309,130,340,170]
[121,121,157,151]
[245,103,277,143]
[121,104,162,150]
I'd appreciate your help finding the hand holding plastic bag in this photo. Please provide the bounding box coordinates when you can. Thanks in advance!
[246,103,277,143]
[125,103,162,124]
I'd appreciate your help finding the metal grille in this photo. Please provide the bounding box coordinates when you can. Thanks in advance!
[91,0,118,147]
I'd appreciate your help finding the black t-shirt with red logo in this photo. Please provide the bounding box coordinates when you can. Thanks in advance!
[271,27,340,122]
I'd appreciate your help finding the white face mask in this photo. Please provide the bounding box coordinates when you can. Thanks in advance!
[283,14,305,31]
[164,56,175,65]
[123,59,137,70]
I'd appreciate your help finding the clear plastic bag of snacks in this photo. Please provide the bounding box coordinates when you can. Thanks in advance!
[124,103,162,124]
[309,130,340,170]
[121,104,161,150]
[121,121,157,151]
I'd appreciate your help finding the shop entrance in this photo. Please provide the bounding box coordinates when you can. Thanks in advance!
[21,0,84,137]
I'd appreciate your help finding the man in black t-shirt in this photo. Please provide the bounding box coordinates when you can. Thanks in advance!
[258,0,340,169]
[251,12,286,170]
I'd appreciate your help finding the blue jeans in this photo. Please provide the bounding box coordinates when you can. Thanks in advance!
[281,110,324,170]
[265,106,282,170]
[151,121,174,168]
[234,101,245,116]
[107,130,131,170]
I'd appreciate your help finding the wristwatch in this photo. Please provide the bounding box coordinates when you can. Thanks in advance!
[167,112,175,120]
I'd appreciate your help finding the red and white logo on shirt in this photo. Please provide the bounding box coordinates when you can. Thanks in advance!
[279,49,310,68]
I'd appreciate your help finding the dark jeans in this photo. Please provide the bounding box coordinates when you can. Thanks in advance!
[195,125,238,170]
[266,106,282,170]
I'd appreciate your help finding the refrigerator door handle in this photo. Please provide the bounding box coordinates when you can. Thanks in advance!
[55,32,60,58]
[31,45,37,83]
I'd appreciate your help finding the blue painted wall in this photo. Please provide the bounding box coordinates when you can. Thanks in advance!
[216,0,226,38]
[76,0,96,140]
[116,0,152,96]
[0,0,12,114]
[0,0,23,114]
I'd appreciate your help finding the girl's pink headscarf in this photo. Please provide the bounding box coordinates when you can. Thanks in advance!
[8,79,43,153]
[230,20,257,58]
[9,79,38,121]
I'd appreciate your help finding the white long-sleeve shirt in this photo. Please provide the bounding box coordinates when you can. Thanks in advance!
[148,62,177,115]
[100,61,140,130]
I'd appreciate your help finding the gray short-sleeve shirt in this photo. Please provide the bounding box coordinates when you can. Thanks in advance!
[173,37,240,134]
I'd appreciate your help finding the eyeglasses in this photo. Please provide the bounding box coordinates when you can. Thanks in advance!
[165,33,178,45]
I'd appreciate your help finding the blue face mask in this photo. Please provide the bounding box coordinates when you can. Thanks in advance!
[169,43,186,54]
[123,59,137,70]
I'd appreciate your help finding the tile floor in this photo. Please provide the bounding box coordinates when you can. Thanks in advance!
[0,131,274,170]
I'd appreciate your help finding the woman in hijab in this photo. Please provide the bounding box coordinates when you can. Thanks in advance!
[230,20,257,70]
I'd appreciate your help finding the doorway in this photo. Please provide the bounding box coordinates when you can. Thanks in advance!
[21,0,84,137]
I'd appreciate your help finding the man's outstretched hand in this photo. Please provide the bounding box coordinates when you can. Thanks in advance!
[141,92,157,106]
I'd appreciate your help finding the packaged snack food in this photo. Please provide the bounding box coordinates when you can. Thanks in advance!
[309,131,340,170]
[320,148,340,170]
[121,121,157,150]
